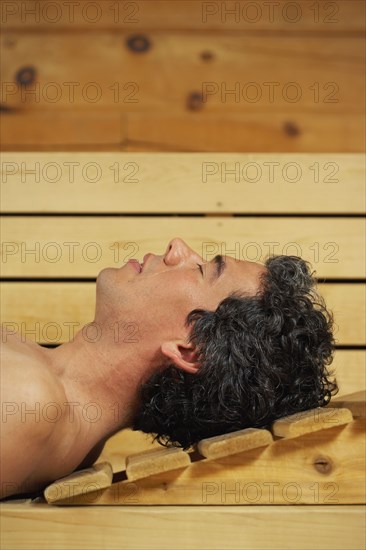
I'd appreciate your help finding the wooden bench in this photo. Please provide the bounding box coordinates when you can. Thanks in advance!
[1,152,365,549]
[40,393,363,506]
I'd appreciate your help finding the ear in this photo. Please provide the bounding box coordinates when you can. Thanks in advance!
[161,340,201,374]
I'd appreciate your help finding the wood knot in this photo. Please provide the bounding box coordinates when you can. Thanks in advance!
[201,51,215,62]
[4,36,16,48]
[15,66,36,86]
[0,103,16,113]
[283,121,300,137]
[126,35,151,53]
[187,91,204,111]
[314,456,333,474]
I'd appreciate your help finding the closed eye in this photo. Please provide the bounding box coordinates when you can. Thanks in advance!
[197,264,204,276]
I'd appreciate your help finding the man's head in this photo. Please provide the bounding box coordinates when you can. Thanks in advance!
[123,239,338,450]
[95,238,266,373]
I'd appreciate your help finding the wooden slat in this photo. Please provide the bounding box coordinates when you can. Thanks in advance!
[125,447,191,481]
[1,34,363,113]
[331,350,366,397]
[1,504,365,550]
[1,1,364,32]
[126,112,365,152]
[0,283,364,345]
[319,284,366,345]
[197,427,273,459]
[1,216,364,278]
[1,153,364,213]
[0,111,125,147]
[98,380,366,466]
[271,407,353,438]
[44,462,113,504]
[332,390,366,418]
[49,418,366,505]
[1,111,364,152]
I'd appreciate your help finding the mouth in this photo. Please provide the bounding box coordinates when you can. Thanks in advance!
[128,259,142,273]
[128,253,153,274]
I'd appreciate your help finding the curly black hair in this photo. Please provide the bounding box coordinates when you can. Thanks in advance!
[131,255,338,450]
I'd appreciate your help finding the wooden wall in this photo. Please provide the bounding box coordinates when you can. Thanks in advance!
[0,2,364,411]
[0,0,365,152]
[0,5,365,548]
[1,152,365,400]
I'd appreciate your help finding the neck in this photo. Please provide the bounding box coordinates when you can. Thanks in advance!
[42,327,159,450]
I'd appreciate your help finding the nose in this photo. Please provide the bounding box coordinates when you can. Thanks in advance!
[164,238,202,266]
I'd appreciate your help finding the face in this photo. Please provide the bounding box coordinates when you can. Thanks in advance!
[95,238,267,357]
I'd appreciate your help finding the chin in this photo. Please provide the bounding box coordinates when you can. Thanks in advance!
[96,266,114,284]
[95,266,123,298]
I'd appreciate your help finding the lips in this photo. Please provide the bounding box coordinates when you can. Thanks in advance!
[128,259,142,273]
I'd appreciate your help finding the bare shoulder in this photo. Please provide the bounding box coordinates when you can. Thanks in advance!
[0,357,67,499]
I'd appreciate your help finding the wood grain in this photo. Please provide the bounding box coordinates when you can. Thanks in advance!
[1,216,364,278]
[50,418,366,505]
[1,1,364,32]
[0,111,125,147]
[1,282,364,345]
[0,504,365,550]
[332,390,366,418]
[1,111,364,152]
[271,407,353,438]
[125,447,191,481]
[44,462,113,504]
[1,34,363,113]
[125,112,366,152]
[98,388,366,466]
[197,427,273,459]
[1,153,364,213]
[331,350,366,397]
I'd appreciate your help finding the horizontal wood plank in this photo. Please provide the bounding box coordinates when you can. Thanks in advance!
[331,350,366,397]
[0,111,126,147]
[1,153,364,213]
[0,283,364,345]
[125,112,366,152]
[1,34,363,113]
[1,1,364,32]
[2,111,364,152]
[1,216,364,278]
[332,390,366,418]
[1,504,365,550]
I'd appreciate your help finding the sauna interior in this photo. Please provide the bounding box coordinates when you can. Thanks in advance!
[0,1,365,549]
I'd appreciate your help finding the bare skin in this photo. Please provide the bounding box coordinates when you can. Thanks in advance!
[0,238,266,499]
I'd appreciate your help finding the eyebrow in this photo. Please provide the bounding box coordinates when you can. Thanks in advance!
[209,255,226,283]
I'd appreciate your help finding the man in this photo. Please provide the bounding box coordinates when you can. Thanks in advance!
[0,238,337,499]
